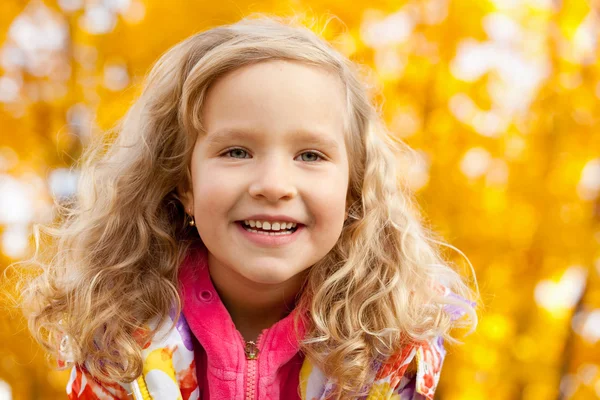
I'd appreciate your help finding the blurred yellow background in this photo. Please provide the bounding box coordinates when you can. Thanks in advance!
[1,0,599,399]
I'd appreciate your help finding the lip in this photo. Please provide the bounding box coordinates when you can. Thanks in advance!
[235,221,303,247]
[237,214,304,225]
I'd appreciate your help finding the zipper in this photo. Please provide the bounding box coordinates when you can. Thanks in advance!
[240,330,266,400]
[130,377,151,400]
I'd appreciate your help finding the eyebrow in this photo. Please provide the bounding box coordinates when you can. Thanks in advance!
[204,127,341,151]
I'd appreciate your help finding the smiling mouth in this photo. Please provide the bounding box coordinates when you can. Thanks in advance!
[235,220,300,234]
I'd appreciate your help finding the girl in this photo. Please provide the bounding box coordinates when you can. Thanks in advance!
[20,15,478,400]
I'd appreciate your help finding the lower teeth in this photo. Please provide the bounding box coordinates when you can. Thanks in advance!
[242,224,295,235]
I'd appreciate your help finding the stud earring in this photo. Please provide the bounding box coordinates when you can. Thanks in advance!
[188,209,195,227]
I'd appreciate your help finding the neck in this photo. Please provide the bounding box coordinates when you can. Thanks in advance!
[207,253,308,342]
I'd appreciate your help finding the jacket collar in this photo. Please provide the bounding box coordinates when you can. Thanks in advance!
[178,243,305,373]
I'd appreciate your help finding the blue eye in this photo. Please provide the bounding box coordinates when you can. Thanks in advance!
[297,151,323,162]
[224,148,250,159]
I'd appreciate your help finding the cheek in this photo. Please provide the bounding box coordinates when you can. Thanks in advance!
[193,174,235,217]
[310,173,349,225]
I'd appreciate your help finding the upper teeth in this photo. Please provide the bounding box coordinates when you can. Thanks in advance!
[244,220,297,231]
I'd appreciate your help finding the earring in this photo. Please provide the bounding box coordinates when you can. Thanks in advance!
[188,209,195,227]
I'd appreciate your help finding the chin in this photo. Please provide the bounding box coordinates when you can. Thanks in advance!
[244,271,294,285]
[238,264,299,285]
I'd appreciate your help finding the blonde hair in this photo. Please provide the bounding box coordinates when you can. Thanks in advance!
[17,14,478,399]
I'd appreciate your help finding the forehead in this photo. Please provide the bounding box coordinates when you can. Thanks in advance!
[200,60,348,146]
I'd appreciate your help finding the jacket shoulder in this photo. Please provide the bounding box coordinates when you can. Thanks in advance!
[370,335,446,400]
[66,364,133,399]
[370,281,472,399]
[64,312,198,400]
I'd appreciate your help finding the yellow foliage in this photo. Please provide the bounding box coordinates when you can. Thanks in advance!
[0,0,599,398]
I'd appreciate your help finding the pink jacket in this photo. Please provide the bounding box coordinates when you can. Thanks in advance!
[179,244,306,399]
[66,244,453,399]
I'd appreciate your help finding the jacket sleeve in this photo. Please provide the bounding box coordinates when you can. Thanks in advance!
[66,364,132,399]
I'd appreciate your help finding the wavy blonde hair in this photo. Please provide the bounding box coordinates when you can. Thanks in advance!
[17,14,478,399]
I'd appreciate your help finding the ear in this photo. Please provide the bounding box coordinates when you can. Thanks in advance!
[176,181,194,215]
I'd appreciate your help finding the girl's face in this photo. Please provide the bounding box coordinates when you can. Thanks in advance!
[182,60,349,289]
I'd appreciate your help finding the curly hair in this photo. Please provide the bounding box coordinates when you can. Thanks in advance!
[17,14,478,399]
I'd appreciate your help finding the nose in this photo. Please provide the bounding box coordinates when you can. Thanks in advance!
[248,155,297,202]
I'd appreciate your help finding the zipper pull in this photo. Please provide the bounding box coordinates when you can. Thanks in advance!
[244,341,259,360]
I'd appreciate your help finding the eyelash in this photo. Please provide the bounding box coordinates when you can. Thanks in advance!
[220,147,326,162]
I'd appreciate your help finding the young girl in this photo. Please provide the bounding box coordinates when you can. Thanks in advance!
[20,15,478,400]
